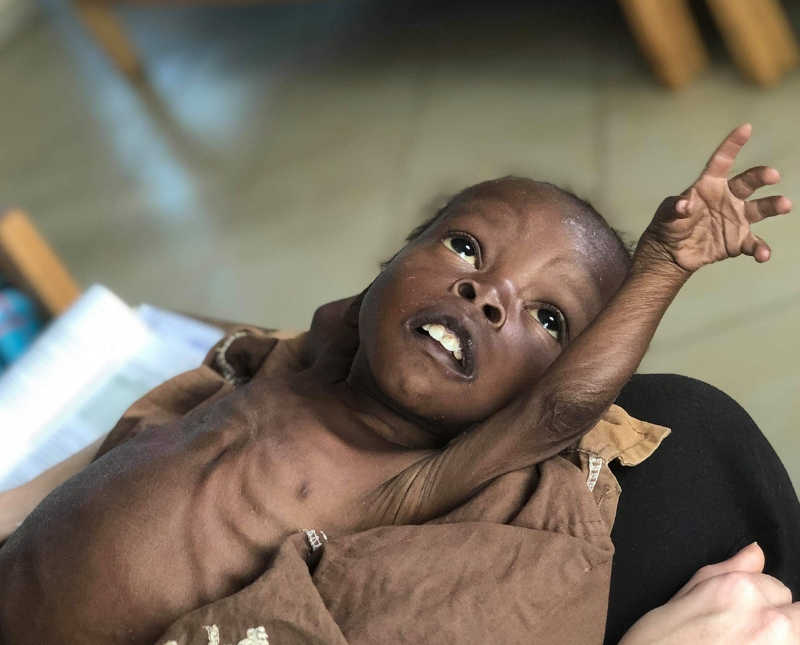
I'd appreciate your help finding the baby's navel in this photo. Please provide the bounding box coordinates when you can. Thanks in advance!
[296,481,311,500]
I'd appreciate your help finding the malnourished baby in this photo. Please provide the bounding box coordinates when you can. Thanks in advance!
[0,125,792,644]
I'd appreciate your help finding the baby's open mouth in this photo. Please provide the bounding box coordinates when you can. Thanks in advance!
[417,323,464,363]
[411,317,475,379]
[407,311,475,378]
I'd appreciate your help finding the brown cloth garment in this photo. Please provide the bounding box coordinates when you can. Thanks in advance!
[0,327,667,645]
[95,327,668,645]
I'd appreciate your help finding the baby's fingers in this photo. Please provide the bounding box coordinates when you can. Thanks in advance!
[703,123,752,179]
[741,232,772,263]
[729,166,780,199]
[745,195,793,223]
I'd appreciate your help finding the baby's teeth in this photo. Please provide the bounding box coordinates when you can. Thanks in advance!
[440,334,460,352]
[425,324,445,340]
[422,323,464,361]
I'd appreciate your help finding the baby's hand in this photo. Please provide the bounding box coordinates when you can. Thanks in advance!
[637,124,792,274]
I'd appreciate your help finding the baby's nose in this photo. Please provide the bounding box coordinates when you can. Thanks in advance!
[452,279,506,327]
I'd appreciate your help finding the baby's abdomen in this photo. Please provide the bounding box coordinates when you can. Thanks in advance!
[0,423,291,645]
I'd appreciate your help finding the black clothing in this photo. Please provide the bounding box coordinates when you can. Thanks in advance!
[605,373,800,645]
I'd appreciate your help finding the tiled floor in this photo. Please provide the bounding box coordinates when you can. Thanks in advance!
[1,0,798,489]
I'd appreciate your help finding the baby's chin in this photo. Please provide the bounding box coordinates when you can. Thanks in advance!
[370,361,502,432]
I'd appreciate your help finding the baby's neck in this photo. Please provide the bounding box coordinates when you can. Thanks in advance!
[336,352,453,450]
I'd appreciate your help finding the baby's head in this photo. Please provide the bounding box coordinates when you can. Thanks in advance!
[353,177,632,432]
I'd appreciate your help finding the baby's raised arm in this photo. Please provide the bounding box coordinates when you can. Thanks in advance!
[391,124,792,524]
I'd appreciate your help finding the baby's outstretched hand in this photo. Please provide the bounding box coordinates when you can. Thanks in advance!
[639,124,792,274]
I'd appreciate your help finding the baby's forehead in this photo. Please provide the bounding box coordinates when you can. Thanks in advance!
[442,188,579,244]
[438,188,625,306]
[447,181,618,257]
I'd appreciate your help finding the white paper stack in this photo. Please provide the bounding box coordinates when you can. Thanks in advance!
[0,285,224,491]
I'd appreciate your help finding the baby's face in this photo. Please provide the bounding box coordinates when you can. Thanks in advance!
[355,188,625,430]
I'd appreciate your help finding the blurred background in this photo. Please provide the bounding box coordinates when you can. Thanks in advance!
[0,0,798,488]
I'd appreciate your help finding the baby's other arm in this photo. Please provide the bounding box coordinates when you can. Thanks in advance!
[394,124,792,524]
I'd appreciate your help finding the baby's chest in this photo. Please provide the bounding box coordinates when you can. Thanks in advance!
[0,381,422,644]
[193,380,411,532]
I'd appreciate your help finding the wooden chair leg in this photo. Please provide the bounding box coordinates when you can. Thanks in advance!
[619,0,709,89]
[73,0,144,80]
[0,209,81,317]
[706,0,800,86]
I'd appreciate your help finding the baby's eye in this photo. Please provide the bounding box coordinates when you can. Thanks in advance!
[442,235,478,267]
[529,307,564,341]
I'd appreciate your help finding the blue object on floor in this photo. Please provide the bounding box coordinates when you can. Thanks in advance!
[0,287,43,369]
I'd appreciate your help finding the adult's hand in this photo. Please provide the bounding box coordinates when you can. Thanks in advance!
[618,542,799,644]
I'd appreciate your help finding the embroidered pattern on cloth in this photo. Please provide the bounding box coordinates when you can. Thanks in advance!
[301,528,328,553]
[586,455,604,492]
[214,331,249,385]
[300,527,328,566]
[162,624,269,645]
